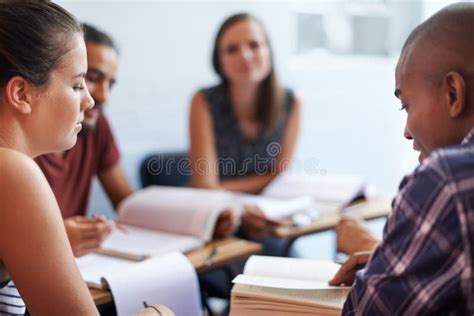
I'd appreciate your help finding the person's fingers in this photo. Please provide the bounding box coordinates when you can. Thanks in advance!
[244,215,267,231]
[74,222,109,239]
[92,216,116,234]
[219,210,232,219]
[76,237,102,252]
[71,236,103,257]
[93,215,108,222]
[329,259,357,285]
[98,224,114,242]
[246,206,280,228]
[72,216,98,224]
[329,252,370,285]
[246,205,266,216]
[219,217,232,228]
[254,227,271,240]
[102,220,115,234]
[242,206,274,239]
[115,222,129,233]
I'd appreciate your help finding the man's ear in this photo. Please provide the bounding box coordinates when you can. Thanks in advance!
[443,71,466,118]
[4,76,34,115]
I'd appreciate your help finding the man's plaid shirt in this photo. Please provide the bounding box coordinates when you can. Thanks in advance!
[343,129,474,315]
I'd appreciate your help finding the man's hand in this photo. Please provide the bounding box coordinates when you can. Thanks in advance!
[329,251,372,286]
[336,216,380,255]
[241,206,281,240]
[64,215,115,257]
[213,210,239,239]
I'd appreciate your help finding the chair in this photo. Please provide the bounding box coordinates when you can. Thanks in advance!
[140,151,190,188]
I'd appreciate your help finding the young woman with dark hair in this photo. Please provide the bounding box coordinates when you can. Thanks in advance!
[0,1,97,314]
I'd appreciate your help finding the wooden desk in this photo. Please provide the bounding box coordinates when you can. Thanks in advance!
[90,238,261,305]
[273,197,391,239]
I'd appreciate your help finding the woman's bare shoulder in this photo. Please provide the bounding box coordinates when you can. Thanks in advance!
[0,148,49,198]
[190,90,208,110]
[0,148,40,175]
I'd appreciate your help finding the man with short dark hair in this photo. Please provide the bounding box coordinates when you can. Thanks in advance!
[331,3,474,314]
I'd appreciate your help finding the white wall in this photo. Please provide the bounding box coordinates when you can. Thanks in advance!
[58,1,295,153]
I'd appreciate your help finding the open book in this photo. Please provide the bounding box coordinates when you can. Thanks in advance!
[99,186,241,260]
[260,172,367,215]
[235,172,367,225]
[230,256,350,316]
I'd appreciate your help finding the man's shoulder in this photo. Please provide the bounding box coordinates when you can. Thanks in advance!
[95,114,114,134]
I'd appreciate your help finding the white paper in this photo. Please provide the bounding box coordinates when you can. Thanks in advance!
[101,226,203,257]
[99,252,202,316]
[238,195,314,220]
[117,186,240,241]
[243,256,342,284]
[233,274,348,290]
[77,253,143,288]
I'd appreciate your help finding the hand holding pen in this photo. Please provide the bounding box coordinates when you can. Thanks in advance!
[64,215,125,257]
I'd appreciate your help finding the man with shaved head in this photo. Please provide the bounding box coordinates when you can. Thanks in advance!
[330,3,474,314]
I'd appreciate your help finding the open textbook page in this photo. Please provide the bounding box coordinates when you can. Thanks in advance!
[100,227,203,259]
[261,172,366,214]
[117,186,240,241]
[230,256,350,316]
[240,255,344,286]
[98,186,240,258]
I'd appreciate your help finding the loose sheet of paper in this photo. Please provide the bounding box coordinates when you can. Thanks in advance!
[103,252,202,316]
[77,253,139,288]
